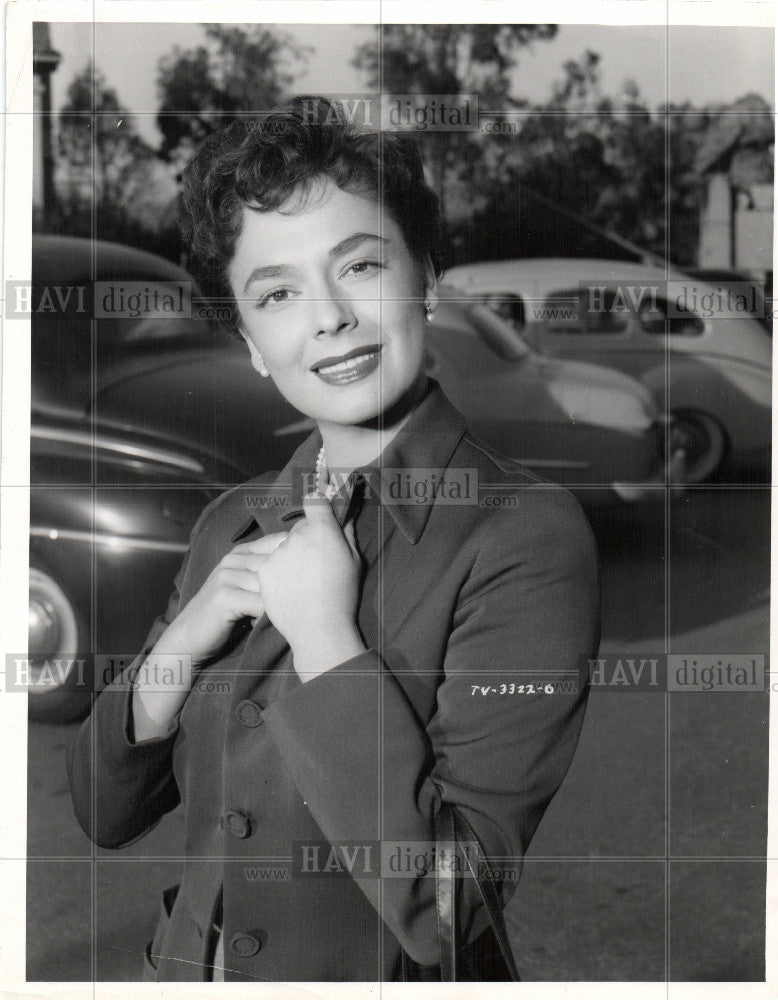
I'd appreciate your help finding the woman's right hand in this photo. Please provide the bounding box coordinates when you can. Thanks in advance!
[157,533,288,666]
[131,533,287,741]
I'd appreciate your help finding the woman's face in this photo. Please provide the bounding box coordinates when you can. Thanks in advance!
[227,177,435,426]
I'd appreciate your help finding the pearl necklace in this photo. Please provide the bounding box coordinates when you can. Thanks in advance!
[313,445,340,499]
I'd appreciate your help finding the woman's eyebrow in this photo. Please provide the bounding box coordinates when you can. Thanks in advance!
[242,234,390,294]
[242,264,291,294]
[328,232,390,259]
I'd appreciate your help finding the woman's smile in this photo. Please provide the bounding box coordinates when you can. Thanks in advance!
[311,344,383,383]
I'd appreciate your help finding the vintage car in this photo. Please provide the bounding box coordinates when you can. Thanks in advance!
[30,235,675,722]
[445,258,772,482]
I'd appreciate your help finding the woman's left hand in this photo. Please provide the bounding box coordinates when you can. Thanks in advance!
[257,492,367,681]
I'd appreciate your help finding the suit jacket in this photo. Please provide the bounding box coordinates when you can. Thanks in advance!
[67,379,600,981]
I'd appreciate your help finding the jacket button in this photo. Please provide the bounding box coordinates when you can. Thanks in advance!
[230,932,262,957]
[220,809,253,839]
[236,699,264,727]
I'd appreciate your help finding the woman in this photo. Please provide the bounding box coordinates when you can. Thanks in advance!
[67,96,600,982]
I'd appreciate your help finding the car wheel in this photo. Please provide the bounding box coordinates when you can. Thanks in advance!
[668,410,727,484]
[28,566,91,724]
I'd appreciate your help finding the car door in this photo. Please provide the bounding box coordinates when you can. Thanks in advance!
[626,293,710,406]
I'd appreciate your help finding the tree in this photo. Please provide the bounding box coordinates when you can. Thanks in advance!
[455,51,718,266]
[156,24,309,168]
[353,25,557,222]
[57,60,143,208]
[56,60,179,250]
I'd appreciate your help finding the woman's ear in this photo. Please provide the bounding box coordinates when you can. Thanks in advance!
[424,271,439,321]
[420,254,439,321]
[426,282,439,318]
[239,327,270,377]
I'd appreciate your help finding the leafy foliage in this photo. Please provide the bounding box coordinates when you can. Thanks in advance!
[353,24,557,222]
[354,33,740,267]
[482,54,720,266]
[57,60,142,207]
[156,24,309,168]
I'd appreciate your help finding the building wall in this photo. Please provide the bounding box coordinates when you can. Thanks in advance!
[698,173,774,273]
[734,183,774,270]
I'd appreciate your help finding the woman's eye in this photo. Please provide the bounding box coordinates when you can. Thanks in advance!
[345,259,384,278]
[256,288,292,310]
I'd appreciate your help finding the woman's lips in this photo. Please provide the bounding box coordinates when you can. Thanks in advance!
[312,347,382,385]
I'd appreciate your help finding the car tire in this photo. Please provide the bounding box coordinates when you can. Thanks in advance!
[28,565,92,724]
[668,410,728,484]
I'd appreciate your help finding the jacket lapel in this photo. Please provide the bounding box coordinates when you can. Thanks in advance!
[228,427,322,545]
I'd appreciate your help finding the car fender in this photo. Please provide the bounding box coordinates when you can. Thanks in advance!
[638,358,769,453]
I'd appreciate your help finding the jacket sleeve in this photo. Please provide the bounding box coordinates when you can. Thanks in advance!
[261,490,600,966]
[65,496,219,850]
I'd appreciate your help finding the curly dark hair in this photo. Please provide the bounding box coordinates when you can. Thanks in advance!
[177,95,444,337]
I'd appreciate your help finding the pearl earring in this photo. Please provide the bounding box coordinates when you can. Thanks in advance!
[425,301,434,322]
[257,357,269,377]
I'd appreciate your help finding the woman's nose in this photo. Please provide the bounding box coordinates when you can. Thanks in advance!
[311,282,357,337]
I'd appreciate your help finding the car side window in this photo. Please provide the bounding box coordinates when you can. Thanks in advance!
[637,297,706,336]
[543,288,630,334]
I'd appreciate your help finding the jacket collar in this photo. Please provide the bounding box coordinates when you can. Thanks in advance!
[230,379,468,546]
